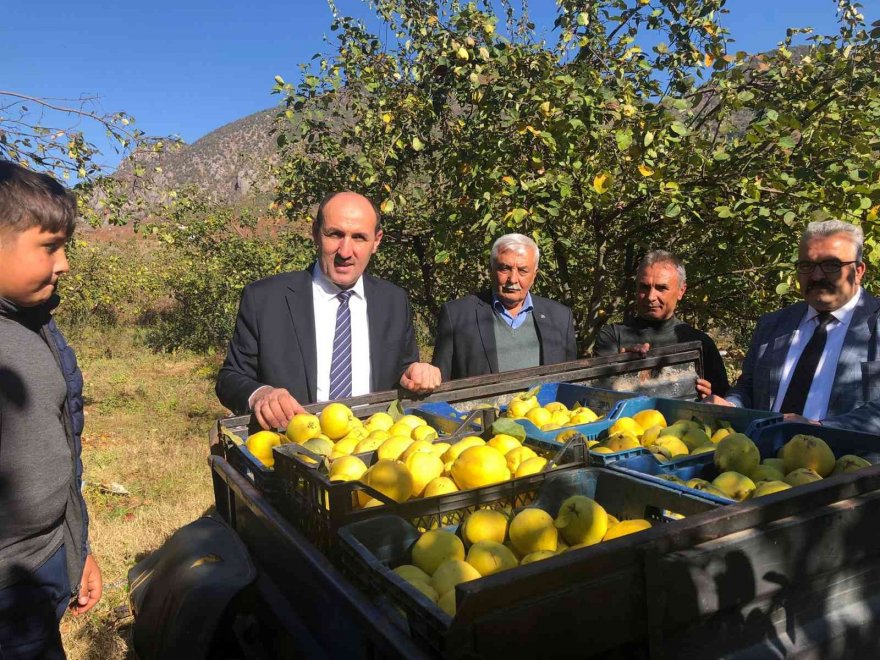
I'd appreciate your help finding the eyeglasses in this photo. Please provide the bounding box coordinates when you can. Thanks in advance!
[795,260,859,274]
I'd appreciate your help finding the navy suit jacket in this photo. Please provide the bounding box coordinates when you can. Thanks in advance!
[431,291,577,381]
[727,291,880,432]
[216,267,419,414]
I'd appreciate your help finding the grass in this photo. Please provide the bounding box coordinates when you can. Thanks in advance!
[59,325,225,659]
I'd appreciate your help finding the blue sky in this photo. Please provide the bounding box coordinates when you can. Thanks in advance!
[1,0,874,171]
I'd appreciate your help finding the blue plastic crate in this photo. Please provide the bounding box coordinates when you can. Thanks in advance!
[416,384,641,446]
[612,397,784,437]
[609,421,880,505]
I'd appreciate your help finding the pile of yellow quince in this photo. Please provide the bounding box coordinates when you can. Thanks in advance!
[391,496,652,616]
[505,391,601,432]
[246,403,555,508]
[662,432,874,501]
[590,409,733,461]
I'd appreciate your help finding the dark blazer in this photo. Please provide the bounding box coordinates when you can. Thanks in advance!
[431,291,577,381]
[215,267,419,414]
[727,291,880,432]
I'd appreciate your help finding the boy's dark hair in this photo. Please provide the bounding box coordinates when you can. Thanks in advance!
[0,160,77,238]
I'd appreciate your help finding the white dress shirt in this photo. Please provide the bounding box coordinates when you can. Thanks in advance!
[247,267,373,409]
[312,266,372,402]
[773,288,862,420]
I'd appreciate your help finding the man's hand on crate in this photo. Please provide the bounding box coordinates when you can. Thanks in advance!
[399,362,442,395]
[251,386,306,430]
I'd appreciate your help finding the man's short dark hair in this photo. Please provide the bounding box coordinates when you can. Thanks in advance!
[313,192,382,234]
[0,161,77,238]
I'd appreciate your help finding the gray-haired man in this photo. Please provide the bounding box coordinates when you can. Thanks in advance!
[594,249,729,396]
[432,233,577,380]
[707,220,880,432]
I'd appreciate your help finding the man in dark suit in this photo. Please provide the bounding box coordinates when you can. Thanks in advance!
[216,192,441,429]
[431,233,577,380]
[707,220,880,432]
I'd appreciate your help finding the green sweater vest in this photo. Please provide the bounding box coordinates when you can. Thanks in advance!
[493,312,540,372]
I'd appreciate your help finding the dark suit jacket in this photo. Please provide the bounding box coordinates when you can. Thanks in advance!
[431,291,577,381]
[215,267,419,414]
[727,291,880,432]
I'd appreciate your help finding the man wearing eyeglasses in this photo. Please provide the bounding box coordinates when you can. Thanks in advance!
[705,219,880,432]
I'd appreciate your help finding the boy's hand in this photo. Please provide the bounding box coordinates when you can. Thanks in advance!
[71,554,102,616]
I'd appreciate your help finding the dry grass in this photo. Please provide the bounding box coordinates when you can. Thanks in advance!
[59,326,225,659]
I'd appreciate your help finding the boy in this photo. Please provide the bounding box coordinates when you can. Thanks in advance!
[0,161,101,658]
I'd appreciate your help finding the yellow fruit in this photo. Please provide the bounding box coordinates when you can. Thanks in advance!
[285,413,322,444]
[681,428,713,452]
[505,446,538,473]
[430,442,451,458]
[710,427,733,443]
[712,471,756,500]
[461,509,508,546]
[245,431,282,467]
[358,459,413,506]
[508,395,539,418]
[376,436,414,461]
[781,434,836,477]
[411,425,439,443]
[398,414,428,430]
[610,417,644,437]
[405,451,445,497]
[653,436,690,460]
[442,436,485,463]
[361,498,384,508]
[300,437,334,465]
[554,495,608,547]
[466,541,518,577]
[592,446,614,455]
[550,411,571,427]
[555,429,582,444]
[540,423,561,432]
[525,407,553,428]
[691,444,716,455]
[431,559,481,596]
[763,458,786,473]
[393,564,432,583]
[450,446,510,490]
[408,579,439,603]
[544,401,569,413]
[515,457,548,478]
[365,412,394,432]
[749,464,785,483]
[340,426,369,443]
[520,550,555,564]
[641,424,663,447]
[633,409,667,430]
[487,434,522,455]
[387,421,416,439]
[833,454,872,474]
[329,455,368,482]
[320,403,355,440]
[509,508,558,556]
[714,433,760,475]
[784,468,823,486]
[601,432,641,453]
[570,408,599,424]
[751,480,792,497]
[412,530,465,576]
[365,429,390,442]
[353,436,386,454]
[423,476,458,497]
[400,440,435,461]
[438,589,456,616]
[332,435,360,455]
[602,519,651,541]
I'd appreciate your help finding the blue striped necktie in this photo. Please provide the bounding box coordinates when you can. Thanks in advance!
[328,290,354,400]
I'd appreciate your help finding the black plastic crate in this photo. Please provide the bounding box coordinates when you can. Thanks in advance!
[273,431,592,554]
[337,468,721,656]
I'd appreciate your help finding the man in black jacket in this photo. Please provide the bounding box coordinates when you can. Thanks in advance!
[432,233,577,381]
[594,249,729,396]
[216,192,440,429]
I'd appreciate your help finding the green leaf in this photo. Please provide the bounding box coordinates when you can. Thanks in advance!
[775,282,790,295]
[670,122,688,136]
[665,203,681,218]
[615,128,633,151]
[412,136,425,151]
[715,206,732,218]
[644,131,655,147]
[778,136,796,149]
[490,418,527,442]
[386,400,405,421]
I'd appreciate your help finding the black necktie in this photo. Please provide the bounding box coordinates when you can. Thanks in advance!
[779,312,834,415]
